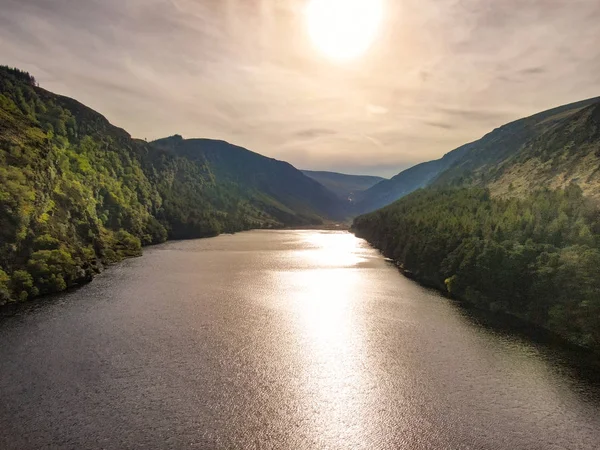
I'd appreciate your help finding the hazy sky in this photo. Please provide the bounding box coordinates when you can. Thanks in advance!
[1,0,599,176]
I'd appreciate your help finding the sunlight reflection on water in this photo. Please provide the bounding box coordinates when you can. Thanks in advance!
[276,232,378,445]
[1,230,599,449]
[292,230,369,267]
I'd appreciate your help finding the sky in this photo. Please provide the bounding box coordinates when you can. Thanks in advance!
[1,0,599,177]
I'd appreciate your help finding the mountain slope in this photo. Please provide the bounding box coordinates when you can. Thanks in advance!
[353,186,600,350]
[487,101,600,200]
[352,148,469,214]
[152,136,347,223]
[0,66,343,305]
[352,97,600,350]
[355,97,600,214]
[301,170,385,201]
[433,97,600,187]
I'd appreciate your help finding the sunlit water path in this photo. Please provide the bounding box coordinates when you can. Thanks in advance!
[1,230,599,449]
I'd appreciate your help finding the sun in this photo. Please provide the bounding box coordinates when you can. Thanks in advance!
[305,0,384,62]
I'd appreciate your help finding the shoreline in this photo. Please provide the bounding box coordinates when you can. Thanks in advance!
[0,226,344,314]
[350,227,600,358]
[372,242,600,358]
[7,226,597,363]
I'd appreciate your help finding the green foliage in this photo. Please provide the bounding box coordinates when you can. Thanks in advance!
[150,136,345,227]
[353,185,600,349]
[113,230,142,259]
[33,234,61,250]
[142,215,168,245]
[0,66,37,86]
[0,269,10,305]
[10,270,37,302]
[0,66,341,305]
[27,249,79,295]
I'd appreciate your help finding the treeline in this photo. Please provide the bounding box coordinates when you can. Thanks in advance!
[0,66,280,304]
[352,186,600,349]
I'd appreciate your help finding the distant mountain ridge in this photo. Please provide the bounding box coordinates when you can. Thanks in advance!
[355,97,600,214]
[352,149,469,214]
[301,170,385,202]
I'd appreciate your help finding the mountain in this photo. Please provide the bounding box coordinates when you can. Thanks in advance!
[152,136,347,225]
[352,151,468,214]
[354,97,600,214]
[301,170,385,201]
[0,66,344,305]
[352,97,600,351]
[486,101,600,200]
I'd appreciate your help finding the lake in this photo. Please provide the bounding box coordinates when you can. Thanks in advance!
[1,230,599,449]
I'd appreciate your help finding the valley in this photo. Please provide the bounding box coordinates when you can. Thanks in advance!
[2,64,600,352]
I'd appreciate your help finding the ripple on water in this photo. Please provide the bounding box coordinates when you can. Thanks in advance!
[0,230,599,449]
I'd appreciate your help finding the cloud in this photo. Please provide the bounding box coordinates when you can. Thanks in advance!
[0,0,599,176]
[366,104,388,115]
[294,128,338,139]
[519,67,546,75]
[423,121,454,130]
[437,107,516,123]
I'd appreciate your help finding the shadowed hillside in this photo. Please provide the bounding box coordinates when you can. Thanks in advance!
[301,170,385,202]
[355,97,600,214]
[152,136,347,224]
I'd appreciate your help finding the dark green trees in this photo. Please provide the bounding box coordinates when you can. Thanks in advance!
[353,186,600,348]
[0,66,342,305]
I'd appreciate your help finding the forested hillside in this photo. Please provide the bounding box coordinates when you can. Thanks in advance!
[353,186,600,349]
[153,136,347,224]
[0,66,343,305]
[352,98,600,350]
[355,97,600,214]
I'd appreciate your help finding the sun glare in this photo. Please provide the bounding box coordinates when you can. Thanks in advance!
[305,0,384,61]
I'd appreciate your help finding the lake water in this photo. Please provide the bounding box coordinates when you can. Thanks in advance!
[1,230,599,449]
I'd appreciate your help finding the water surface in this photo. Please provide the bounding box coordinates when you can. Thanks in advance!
[1,230,599,449]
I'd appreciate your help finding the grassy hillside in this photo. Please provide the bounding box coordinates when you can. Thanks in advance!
[355,97,600,214]
[301,170,385,201]
[487,102,600,200]
[433,98,599,187]
[0,66,343,305]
